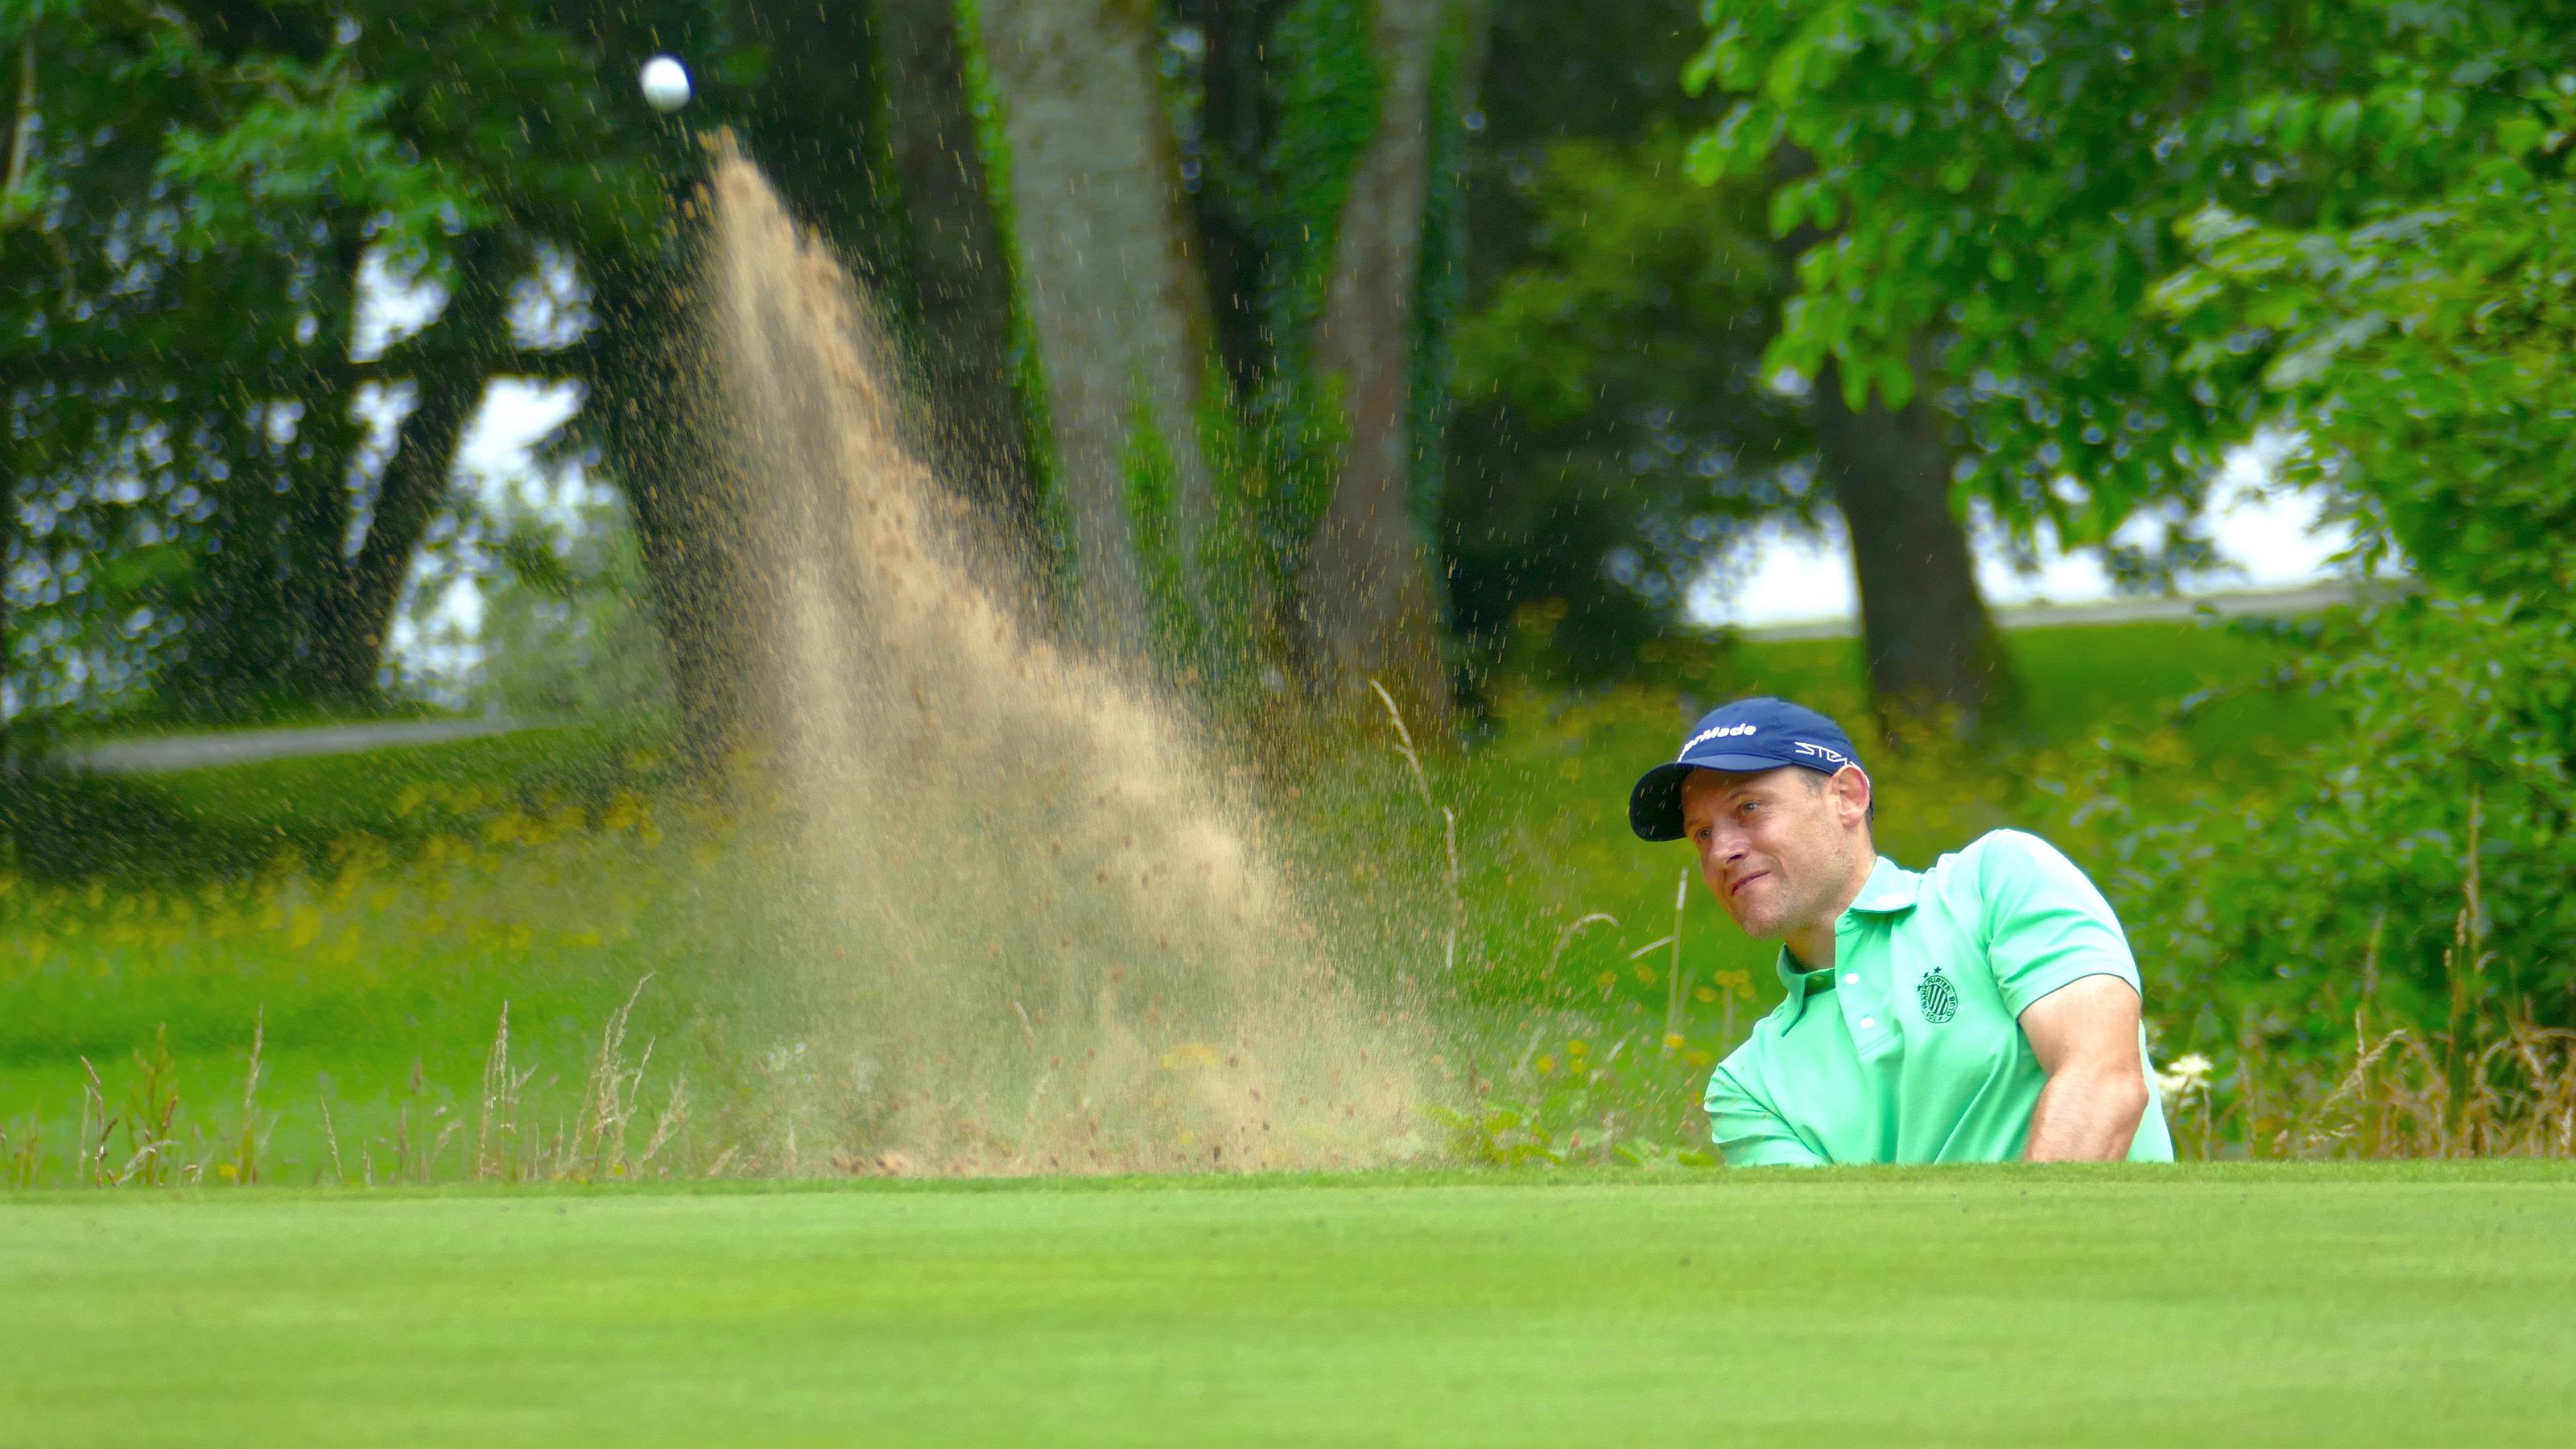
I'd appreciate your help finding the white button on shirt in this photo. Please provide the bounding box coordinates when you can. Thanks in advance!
[1843,972,1860,985]
[1860,1017,1876,1030]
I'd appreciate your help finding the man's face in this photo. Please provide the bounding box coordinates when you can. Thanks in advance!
[1679,766,1872,939]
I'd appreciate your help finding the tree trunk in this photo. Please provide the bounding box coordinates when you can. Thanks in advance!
[732,0,890,264]
[1813,357,2013,737]
[312,365,485,702]
[312,241,510,704]
[1186,0,1282,398]
[972,0,1219,654]
[875,0,1040,547]
[1294,0,1451,721]
[588,253,778,768]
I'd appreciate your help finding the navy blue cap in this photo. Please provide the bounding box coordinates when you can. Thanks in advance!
[1628,696,1865,841]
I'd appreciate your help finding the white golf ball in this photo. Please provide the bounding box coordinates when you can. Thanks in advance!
[640,56,691,113]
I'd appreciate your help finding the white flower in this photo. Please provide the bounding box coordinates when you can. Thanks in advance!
[2156,1052,2215,1097]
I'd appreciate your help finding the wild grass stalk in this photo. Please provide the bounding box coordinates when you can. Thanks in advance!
[1542,913,1619,989]
[576,975,653,1179]
[1369,679,1463,974]
[476,1001,535,1183]
[1660,869,1688,1055]
[317,1093,346,1185]
[230,1009,265,1185]
[2442,787,2489,1129]
[2279,1013,2576,1159]
[120,1026,180,1187]
[76,1056,112,1187]
[638,1075,691,1173]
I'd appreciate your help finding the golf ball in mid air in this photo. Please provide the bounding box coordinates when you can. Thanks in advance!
[640,56,691,113]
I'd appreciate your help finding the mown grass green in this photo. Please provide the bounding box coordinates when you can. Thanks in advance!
[5,1164,2570,1446]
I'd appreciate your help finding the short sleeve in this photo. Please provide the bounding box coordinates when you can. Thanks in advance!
[1705,1067,1826,1167]
[1972,829,2142,1018]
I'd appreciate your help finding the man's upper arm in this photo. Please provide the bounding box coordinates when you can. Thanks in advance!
[1706,1067,1825,1167]
[2017,972,2144,1075]
[1975,830,2141,1018]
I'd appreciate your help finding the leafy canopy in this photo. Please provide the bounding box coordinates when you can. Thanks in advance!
[1682,0,2576,574]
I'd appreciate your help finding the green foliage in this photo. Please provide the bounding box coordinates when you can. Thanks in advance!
[154,44,488,260]
[1447,134,1799,677]
[1441,0,1804,681]
[2039,597,2576,1054]
[1682,0,2576,580]
[2154,83,2576,598]
[1685,0,2231,553]
[471,491,675,724]
[2,0,724,726]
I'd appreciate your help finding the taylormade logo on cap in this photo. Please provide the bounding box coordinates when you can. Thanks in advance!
[1678,722,1758,756]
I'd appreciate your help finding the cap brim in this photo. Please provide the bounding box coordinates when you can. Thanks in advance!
[1627,753,1806,841]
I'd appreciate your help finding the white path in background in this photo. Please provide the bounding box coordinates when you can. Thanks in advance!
[1687,434,2375,634]
[1739,580,2367,641]
[62,577,2366,774]
[62,717,529,775]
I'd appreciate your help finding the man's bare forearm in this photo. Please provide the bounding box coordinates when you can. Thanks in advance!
[2024,1063,2149,1162]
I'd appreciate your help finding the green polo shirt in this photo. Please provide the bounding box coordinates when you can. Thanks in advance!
[1704,829,2174,1166]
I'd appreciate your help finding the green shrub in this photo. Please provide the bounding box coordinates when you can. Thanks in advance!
[2042,593,2576,1057]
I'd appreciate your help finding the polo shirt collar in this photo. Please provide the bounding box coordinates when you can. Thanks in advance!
[1773,856,1918,1026]
[1845,855,1922,914]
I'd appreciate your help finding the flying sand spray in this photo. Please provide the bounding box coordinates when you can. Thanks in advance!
[653,118,1433,1173]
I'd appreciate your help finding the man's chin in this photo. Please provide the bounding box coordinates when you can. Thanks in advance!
[1722,901,1785,939]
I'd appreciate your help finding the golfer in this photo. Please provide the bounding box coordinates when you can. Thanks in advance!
[1629,696,2172,1164]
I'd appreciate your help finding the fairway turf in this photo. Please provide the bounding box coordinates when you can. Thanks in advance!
[6,1165,2572,1447]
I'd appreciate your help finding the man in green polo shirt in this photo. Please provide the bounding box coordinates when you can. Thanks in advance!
[1629,696,2171,1165]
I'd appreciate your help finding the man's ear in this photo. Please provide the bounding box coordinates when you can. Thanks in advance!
[1832,766,1872,828]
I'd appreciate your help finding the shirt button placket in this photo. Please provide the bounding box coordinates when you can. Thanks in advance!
[1834,913,1861,1030]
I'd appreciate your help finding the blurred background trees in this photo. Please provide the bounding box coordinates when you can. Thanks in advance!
[14,0,2574,753]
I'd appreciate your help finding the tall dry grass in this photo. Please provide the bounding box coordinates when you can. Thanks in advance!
[0,980,706,1190]
[2173,799,2576,1159]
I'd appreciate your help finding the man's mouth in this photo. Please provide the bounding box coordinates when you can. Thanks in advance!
[1728,870,1769,898]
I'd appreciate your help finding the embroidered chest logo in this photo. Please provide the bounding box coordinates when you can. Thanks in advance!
[1916,968,1959,1024]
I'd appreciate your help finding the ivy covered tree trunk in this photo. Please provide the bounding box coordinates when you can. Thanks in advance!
[973,0,1219,654]
[1295,0,1453,720]
[874,0,1039,548]
[1814,357,2014,738]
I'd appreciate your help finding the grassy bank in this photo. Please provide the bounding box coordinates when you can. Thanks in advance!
[6,1164,2571,1445]
[0,617,2342,1183]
